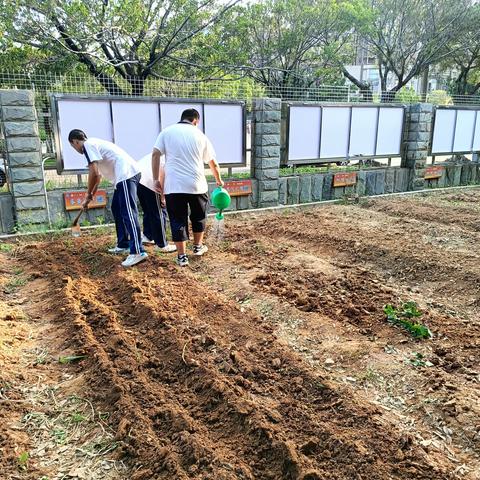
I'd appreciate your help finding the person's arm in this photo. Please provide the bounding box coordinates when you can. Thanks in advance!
[152,148,163,194]
[82,162,101,209]
[208,158,224,187]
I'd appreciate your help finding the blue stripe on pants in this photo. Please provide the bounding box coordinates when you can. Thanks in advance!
[111,174,144,254]
[137,183,169,247]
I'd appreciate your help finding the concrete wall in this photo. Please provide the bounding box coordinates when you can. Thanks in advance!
[0,90,48,228]
[279,168,411,204]
[43,180,259,229]
[2,91,480,234]
[0,194,15,233]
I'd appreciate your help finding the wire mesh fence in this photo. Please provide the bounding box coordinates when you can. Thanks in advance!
[1,70,480,185]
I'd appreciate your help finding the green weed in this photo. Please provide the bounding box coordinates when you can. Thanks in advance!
[384,302,432,339]
[0,243,14,253]
[58,355,86,364]
[70,412,87,424]
[4,275,27,293]
[17,451,29,471]
[405,352,434,368]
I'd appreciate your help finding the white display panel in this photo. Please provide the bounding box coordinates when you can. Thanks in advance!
[288,106,321,160]
[376,107,404,156]
[57,100,113,171]
[320,107,350,158]
[204,104,244,165]
[453,110,476,152]
[431,109,456,154]
[111,101,160,161]
[160,102,204,131]
[349,107,378,156]
[472,113,480,151]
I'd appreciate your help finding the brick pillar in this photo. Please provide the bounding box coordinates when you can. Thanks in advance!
[252,98,281,207]
[0,90,47,228]
[403,103,433,191]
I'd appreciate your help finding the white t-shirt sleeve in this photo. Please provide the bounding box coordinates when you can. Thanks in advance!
[83,141,102,164]
[203,137,216,164]
[153,132,165,154]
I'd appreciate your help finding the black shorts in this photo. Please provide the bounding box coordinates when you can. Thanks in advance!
[165,193,209,242]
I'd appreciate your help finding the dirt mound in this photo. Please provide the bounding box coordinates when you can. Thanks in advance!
[15,237,452,480]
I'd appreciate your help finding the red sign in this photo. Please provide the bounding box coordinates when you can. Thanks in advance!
[333,172,357,187]
[64,190,108,211]
[224,179,253,197]
[424,166,444,180]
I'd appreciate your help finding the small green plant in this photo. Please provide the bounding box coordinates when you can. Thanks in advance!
[4,275,28,293]
[70,412,87,424]
[383,302,432,339]
[0,243,13,253]
[17,451,29,471]
[52,428,67,444]
[58,355,86,364]
[406,352,434,368]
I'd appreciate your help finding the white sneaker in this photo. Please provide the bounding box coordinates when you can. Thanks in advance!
[141,234,154,245]
[176,254,189,267]
[193,244,208,256]
[155,244,177,253]
[121,252,148,267]
[108,246,129,254]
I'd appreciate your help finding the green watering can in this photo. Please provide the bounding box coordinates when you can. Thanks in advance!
[211,186,231,220]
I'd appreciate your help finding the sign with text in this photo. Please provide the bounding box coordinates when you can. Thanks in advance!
[64,190,108,211]
[224,179,253,197]
[333,172,357,187]
[424,166,444,180]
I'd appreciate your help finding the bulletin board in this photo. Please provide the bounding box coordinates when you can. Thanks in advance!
[51,95,246,173]
[285,103,405,164]
[431,106,480,155]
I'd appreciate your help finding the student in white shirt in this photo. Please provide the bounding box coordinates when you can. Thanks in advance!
[68,129,147,267]
[136,154,176,253]
[151,108,224,267]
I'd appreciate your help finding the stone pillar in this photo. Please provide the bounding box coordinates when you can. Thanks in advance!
[252,98,281,207]
[0,89,47,228]
[403,103,433,191]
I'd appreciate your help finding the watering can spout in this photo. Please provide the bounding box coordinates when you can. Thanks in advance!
[211,186,231,220]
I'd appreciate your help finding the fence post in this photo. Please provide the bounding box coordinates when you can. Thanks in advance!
[0,89,47,229]
[252,98,281,207]
[403,103,433,191]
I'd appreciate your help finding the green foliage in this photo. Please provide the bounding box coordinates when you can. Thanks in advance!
[383,302,432,339]
[395,87,421,104]
[58,355,86,365]
[426,90,453,105]
[0,243,14,252]
[17,452,29,471]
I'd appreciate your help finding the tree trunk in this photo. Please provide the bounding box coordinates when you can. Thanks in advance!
[380,90,396,103]
[93,72,125,96]
[419,66,429,100]
[130,76,146,96]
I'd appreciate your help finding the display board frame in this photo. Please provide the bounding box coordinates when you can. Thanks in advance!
[430,105,480,156]
[283,102,406,165]
[51,94,247,174]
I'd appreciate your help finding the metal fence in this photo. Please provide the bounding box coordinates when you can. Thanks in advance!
[1,70,480,184]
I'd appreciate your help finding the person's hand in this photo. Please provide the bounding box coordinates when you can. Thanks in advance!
[160,194,166,208]
[153,180,163,194]
[216,179,225,187]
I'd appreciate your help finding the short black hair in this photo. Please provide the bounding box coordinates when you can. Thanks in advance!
[68,129,87,142]
[180,108,200,123]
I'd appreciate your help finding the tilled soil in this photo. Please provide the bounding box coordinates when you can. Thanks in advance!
[2,188,480,479]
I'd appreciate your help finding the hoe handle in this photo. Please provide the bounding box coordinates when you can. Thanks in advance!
[72,207,85,227]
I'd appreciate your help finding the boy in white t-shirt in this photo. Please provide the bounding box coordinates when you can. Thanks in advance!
[136,154,176,253]
[68,129,147,267]
[151,108,224,267]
